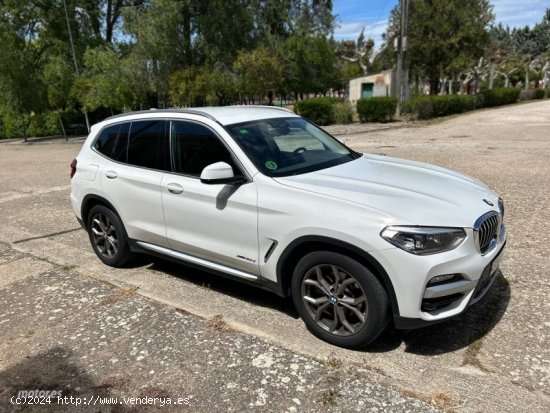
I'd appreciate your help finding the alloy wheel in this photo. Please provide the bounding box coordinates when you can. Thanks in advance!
[90,212,119,258]
[301,264,368,336]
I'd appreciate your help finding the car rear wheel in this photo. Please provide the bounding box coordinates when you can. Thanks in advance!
[87,205,135,267]
[291,251,389,348]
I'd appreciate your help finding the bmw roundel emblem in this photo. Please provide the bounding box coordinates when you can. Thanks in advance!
[483,199,494,206]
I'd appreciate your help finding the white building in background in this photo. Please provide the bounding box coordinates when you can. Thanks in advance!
[348,69,394,103]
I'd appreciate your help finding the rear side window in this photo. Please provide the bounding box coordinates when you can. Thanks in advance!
[171,121,235,176]
[127,120,167,170]
[94,123,129,162]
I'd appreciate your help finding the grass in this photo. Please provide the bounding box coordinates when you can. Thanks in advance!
[97,287,138,307]
[323,354,343,370]
[401,388,458,412]
[206,314,233,333]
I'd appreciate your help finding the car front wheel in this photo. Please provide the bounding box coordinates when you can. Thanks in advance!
[291,251,389,348]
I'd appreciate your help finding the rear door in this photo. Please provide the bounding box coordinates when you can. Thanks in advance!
[160,119,259,274]
[98,119,169,247]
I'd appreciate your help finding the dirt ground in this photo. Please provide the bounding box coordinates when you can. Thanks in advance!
[0,100,549,412]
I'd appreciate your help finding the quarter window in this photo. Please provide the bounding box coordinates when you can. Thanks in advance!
[127,120,167,170]
[94,123,129,162]
[170,121,235,177]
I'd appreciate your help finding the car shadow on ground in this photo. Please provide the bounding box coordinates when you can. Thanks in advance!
[367,272,511,354]
[138,256,510,356]
[143,256,300,318]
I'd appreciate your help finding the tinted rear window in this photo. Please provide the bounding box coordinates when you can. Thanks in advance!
[127,120,167,170]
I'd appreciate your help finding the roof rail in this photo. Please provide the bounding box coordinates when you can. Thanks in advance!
[245,105,294,113]
[104,108,219,122]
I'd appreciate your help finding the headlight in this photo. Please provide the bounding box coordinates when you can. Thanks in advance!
[380,226,466,255]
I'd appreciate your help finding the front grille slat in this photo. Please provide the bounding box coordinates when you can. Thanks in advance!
[476,213,500,254]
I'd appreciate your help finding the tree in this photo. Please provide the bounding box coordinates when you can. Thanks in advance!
[292,0,335,35]
[74,47,139,112]
[234,47,283,104]
[407,0,494,94]
[283,34,340,97]
[123,0,190,108]
[169,66,236,107]
[489,9,550,89]
[0,0,341,137]
[337,29,375,75]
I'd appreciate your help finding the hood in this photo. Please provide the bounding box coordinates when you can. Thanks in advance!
[274,154,500,227]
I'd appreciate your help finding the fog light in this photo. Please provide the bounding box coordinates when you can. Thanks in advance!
[428,274,460,285]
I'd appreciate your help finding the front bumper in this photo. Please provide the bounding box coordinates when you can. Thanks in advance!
[370,224,506,326]
[393,241,505,329]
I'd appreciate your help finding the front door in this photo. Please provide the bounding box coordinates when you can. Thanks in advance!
[161,120,259,274]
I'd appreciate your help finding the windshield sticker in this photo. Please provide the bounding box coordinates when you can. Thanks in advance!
[265,160,278,170]
[239,129,249,135]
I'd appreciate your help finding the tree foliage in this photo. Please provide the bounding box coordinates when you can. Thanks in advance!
[1,0,549,138]
[407,0,494,94]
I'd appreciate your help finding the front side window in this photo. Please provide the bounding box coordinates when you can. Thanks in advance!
[94,122,129,162]
[170,121,236,177]
[127,120,167,170]
[226,117,359,177]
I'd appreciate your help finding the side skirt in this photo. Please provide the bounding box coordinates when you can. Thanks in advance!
[129,240,286,297]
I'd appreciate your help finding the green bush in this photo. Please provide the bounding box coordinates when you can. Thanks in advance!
[404,94,481,119]
[519,89,535,100]
[534,89,545,99]
[431,95,479,117]
[519,89,545,100]
[403,96,433,119]
[61,109,88,136]
[27,112,62,137]
[481,87,520,107]
[356,97,397,122]
[0,111,29,139]
[294,97,335,125]
[332,102,354,124]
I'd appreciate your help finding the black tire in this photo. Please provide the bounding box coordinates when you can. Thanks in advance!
[291,251,390,349]
[87,205,135,267]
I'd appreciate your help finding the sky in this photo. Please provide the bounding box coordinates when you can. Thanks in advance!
[333,0,550,47]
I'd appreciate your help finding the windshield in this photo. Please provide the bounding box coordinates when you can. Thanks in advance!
[226,117,360,177]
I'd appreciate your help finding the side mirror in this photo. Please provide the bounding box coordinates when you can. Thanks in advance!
[200,162,246,185]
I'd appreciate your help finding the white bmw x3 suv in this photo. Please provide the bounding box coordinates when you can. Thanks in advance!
[70,106,506,348]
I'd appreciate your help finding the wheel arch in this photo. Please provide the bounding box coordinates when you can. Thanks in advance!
[81,194,120,230]
[276,236,399,316]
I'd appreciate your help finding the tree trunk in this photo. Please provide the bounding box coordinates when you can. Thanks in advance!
[58,112,67,141]
[525,60,531,90]
[429,76,438,95]
[106,0,112,42]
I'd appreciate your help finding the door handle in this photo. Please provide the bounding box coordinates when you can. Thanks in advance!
[166,183,184,194]
[105,170,118,179]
